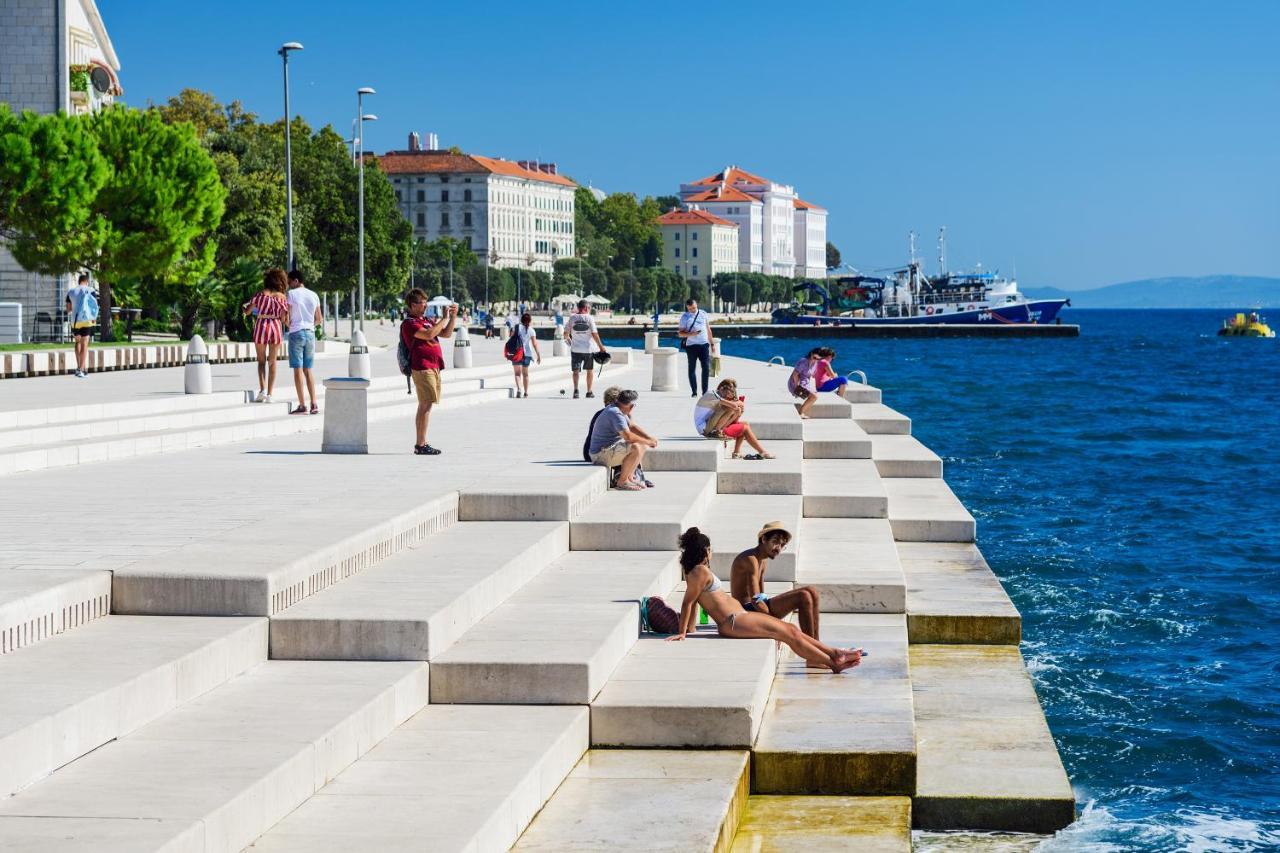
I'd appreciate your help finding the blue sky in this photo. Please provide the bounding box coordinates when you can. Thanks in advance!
[101,0,1278,289]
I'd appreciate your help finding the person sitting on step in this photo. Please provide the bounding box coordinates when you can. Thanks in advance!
[583,387,652,488]
[693,378,774,460]
[586,389,657,491]
[730,522,824,649]
[667,527,862,673]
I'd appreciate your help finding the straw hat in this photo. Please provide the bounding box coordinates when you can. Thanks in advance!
[756,521,792,542]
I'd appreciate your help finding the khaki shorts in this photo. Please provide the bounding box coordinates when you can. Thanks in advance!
[590,440,631,467]
[412,369,441,404]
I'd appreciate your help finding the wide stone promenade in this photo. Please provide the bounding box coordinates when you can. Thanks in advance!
[0,333,1075,851]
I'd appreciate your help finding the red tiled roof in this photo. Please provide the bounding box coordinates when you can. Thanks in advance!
[373,150,577,187]
[657,209,736,227]
[794,198,826,212]
[684,185,759,204]
[689,166,771,187]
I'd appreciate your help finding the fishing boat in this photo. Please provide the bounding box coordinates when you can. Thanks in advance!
[772,229,1070,327]
[1217,312,1275,338]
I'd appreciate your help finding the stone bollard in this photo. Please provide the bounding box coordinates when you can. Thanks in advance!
[553,334,567,357]
[711,339,721,377]
[321,377,370,454]
[184,335,212,394]
[499,324,510,341]
[644,331,659,353]
[453,324,473,368]
[348,329,371,379]
[651,346,679,392]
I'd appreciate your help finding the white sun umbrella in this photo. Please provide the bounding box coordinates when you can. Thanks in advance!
[551,293,582,306]
[427,295,455,306]
[583,294,610,305]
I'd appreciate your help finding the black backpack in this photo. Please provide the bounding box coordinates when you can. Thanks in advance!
[504,328,524,362]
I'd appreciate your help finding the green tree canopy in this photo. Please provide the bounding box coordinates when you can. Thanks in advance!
[826,241,841,270]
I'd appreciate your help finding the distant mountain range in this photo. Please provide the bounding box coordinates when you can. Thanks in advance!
[1023,276,1280,308]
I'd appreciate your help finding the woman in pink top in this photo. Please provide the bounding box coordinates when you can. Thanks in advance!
[243,268,290,402]
[788,347,849,418]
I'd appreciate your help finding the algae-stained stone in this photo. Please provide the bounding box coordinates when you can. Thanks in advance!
[730,795,911,852]
[900,542,1021,644]
[752,614,916,796]
[910,645,1076,833]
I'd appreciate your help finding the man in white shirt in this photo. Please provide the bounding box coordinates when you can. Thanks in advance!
[677,297,715,397]
[286,270,323,414]
[564,299,606,399]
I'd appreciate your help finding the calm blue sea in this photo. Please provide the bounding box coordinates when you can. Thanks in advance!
[612,309,1280,851]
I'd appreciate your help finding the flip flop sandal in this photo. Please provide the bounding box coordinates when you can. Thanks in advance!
[742,453,765,461]
[289,405,307,415]
[615,481,644,491]
[414,445,442,455]
[309,404,319,415]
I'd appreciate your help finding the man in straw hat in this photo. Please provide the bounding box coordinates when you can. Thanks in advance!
[730,521,822,642]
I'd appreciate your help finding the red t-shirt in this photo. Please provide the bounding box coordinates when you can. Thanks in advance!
[401,317,445,371]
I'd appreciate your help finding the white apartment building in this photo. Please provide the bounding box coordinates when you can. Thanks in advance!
[0,0,122,342]
[657,208,739,283]
[678,166,827,280]
[377,138,576,273]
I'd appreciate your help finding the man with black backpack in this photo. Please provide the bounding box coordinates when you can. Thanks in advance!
[400,289,456,455]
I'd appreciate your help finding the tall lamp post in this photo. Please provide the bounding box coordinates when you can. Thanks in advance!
[629,255,635,315]
[355,86,377,330]
[278,42,303,270]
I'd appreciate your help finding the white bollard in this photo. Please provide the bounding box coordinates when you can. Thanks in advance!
[499,324,511,341]
[348,329,371,379]
[711,339,721,378]
[644,331,659,353]
[553,334,567,357]
[321,377,370,454]
[651,346,680,392]
[453,324,473,368]
[184,335,212,394]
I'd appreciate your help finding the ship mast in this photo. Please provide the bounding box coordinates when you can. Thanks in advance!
[937,226,947,276]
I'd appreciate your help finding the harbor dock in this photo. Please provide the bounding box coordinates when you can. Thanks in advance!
[0,337,1074,850]
[586,322,1081,339]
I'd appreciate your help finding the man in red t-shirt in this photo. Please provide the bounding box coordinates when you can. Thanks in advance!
[400,288,457,455]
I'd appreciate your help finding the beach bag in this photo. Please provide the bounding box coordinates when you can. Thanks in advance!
[641,596,680,635]
[504,329,524,362]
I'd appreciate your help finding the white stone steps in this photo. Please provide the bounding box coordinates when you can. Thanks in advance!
[570,471,718,551]
[0,396,277,450]
[0,615,265,797]
[801,459,889,518]
[716,438,804,495]
[0,569,112,655]
[113,491,463,617]
[430,551,679,704]
[459,467,610,521]
[796,519,906,613]
[910,645,1075,832]
[0,659,427,853]
[752,614,916,796]
[802,417,873,458]
[702,494,804,581]
[590,622,777,748]
[871,434,943,478]
[514,750,749,852]
[731,795,912,852]
[884,479,976,542]
[900,542,1021,644]
[0,389,250,430]
[269,521,568,661]
[642,437,720,472]
[849,403,912,435]
[246,705,588,853]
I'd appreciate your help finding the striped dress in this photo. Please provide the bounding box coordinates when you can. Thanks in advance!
[249,291,287,345]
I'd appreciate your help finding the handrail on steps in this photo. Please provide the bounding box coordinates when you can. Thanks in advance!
[845,369,868,384]
[768,356,786,366]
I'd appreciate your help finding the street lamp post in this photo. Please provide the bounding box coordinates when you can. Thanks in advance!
[629,256,635,315]
[356,87,377,330]
[278,42,303,270]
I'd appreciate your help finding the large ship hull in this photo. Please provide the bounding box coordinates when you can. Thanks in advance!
[784,299,1069,327]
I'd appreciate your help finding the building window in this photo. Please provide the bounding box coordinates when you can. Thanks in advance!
[441,212,450,227]
[692,266,698,277]
[674,265,680,273]
[691,232,698,240]
[691,247,698,258]
[441,176,450,183]
[441,190,449,202]
[463,212,473,227]
[464,189,472,202]
[395,190,402,202]
[417,177,425,183]
[673,232,680,240]
[674,247,681,258]
[416,212,425,227]
[416,190,424,202]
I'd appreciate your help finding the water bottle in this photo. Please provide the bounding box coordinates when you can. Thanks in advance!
[698,606,709,626]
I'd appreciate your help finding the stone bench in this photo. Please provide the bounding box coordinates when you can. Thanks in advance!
[848,403,912,435]
[801,459,889,518]
[802,417,873,458]
[871,434,943,477]
[796,518,906,613]
[884,479,976,542]
[570,472,717,551]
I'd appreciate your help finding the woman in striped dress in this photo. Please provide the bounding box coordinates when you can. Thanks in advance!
[243,268,289,402]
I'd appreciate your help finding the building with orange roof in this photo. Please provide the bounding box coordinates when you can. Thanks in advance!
[375,134,576,274]
[678,165,828,279]
[656,209,740,283]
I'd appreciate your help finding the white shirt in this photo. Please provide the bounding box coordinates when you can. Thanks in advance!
[516,323,537,352]
[679,309,709,346]
[67,284,96,324]
[567,312,599,353]
[286,286,320,333]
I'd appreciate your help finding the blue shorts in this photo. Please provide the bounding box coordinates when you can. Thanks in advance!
[288,330,315,369]
[515,355,533,367]
[818,376,848,393]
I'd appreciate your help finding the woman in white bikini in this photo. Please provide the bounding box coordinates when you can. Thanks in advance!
[666,527,862,673]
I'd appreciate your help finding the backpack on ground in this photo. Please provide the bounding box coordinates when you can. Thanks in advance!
[640,596,680,634]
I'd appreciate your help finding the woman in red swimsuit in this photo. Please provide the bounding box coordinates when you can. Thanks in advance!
[243,268,289,402]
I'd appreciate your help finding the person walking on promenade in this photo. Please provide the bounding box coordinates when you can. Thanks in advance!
[511,312,541,398]
[243,268,289,402]
[285,270,323,415]
[729,522,823,645]
[401,288,456,455]
[484,310,495,339]
[587,389,656,490]
[667,528,861,672]
[566,299,606,399]
[693,378,774,460]
[65,273,98,378]
[678,297,714,397]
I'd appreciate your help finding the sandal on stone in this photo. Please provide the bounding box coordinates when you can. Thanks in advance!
[289,405,307,415]
[742,453,765,461]
[414,444,442,455]
[615,481,644,491]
